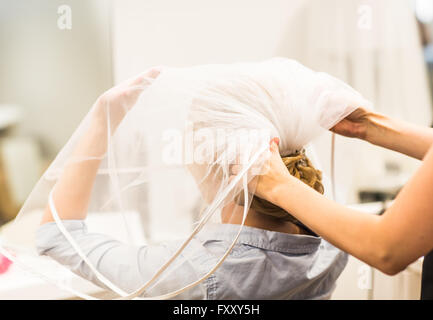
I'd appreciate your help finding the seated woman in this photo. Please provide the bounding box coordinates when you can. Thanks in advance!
[36,68,348,299]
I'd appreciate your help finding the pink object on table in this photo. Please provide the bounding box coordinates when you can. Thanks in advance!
[0,253,12,274]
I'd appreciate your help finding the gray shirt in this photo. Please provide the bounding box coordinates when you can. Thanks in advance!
[36,221,347,299]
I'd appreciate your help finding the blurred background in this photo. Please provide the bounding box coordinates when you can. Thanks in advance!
[0,0,432,299]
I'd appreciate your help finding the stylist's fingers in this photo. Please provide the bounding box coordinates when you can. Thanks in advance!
[227,138,283,202]
[119,67,163,110]
[330,107,369,139]
[230,138,280,177]
[230,164,242,175]
[135,66,163,87]
[253,137,292,201]
[145,66,163,79]
[119,66,163,98]
[260,137,280,175]
[270,137,280,152]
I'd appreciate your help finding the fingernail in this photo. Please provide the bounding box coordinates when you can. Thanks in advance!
[270,137,279,146]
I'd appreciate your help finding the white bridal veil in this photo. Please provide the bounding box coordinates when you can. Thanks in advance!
[0,57,372,299]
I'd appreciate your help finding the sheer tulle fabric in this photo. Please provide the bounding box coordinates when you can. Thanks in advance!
[0,57,372,299]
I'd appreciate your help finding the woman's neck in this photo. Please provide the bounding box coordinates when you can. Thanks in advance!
[221,202,309,235]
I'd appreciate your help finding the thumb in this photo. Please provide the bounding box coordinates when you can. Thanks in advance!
[269,137,280,153]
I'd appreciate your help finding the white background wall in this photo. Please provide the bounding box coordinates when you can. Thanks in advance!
[111,0,306,80]
[0,0,113,158]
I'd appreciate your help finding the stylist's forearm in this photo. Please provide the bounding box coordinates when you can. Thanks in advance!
[269,176,388,269]
[366,113,433,160]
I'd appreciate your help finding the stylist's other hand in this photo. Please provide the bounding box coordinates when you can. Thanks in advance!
[330,107,370,140]
[93,66,162,131]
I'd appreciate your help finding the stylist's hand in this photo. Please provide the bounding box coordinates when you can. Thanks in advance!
[92,66,162,131]
[247,138,292,205]
[330,107,371,140]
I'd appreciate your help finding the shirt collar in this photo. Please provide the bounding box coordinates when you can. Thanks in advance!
[197,223,322,254]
